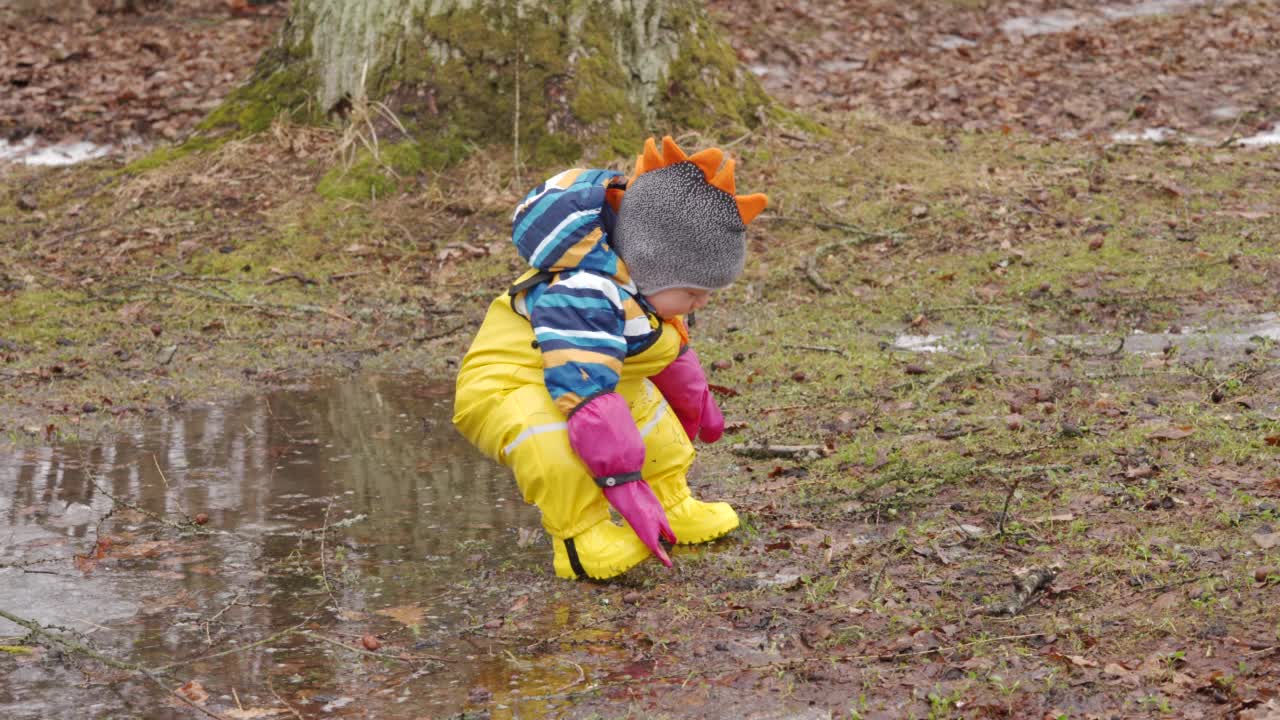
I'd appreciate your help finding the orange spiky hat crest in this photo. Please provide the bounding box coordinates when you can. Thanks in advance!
[604,136,768,224]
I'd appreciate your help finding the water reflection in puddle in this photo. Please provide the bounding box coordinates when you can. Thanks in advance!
[0,374,604,718]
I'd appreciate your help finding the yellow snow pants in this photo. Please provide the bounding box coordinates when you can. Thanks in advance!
[452,294,694,540]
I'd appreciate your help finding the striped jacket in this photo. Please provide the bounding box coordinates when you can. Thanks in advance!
[511,168,670,416]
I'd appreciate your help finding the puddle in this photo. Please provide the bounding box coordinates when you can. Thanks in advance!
[0,374,618,718]
[1073,312,1280,361]
[891,314,1279,363]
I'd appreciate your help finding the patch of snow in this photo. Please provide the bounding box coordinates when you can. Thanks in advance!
[1001,9,1088,36]
[1237,123,1280,147]
[1004,0,1219,37]
[1112,127,1178,143]
[936,34,978,50]
[0,137,112,166]
[749,64,790,81]
[1101,0,1207,21]
[893,334,949,353]
[818,59,865,73]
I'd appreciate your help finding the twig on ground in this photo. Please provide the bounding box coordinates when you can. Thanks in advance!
[981,566,1061,617]
[155,612,319,673]
[859,632,1051,661]
[319,497,339,611]
[411,322,470,344]
[1217,111,1247,148]
[152,454,194,522]
[1051,335,1126,358]
[917,356,992,401]
[552,659,586,694]
[202,591,244,645]
[804,257,834,292]
[268,677,304,720]
[86,473,189,531]
[149,280,362,325]
[264,273,317,287]
[730,442,828,460]
[298,631,448,665]
[782,343,849,358]
[327,271,370,282]
[761,214,906,241]
[0,608,230,720]
[996,476,1022,536]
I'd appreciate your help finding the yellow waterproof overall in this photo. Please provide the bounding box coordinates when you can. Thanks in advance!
[453,293,696,544]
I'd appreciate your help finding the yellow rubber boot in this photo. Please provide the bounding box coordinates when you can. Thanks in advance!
[662,495,739,545]
[639,388,740,544]
[551,520,652,580]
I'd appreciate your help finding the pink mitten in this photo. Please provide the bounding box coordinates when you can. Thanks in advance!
[649,348,724,443]
[602,480,675,567]
[567,392,676,564]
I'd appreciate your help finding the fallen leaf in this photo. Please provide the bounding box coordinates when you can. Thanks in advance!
[175,680,209,704]
[224,708,288,719]
[1148,425,1194,440]
[375,605,425,628]
[1239,699,1280,720]
[1125,465,1158,480]
[1252,532,1280,550]
[1048,651,1098,668]
[708,383,739,397]
[111,539,180,559]
[1102,662,1137,684]
[515,527,542,548]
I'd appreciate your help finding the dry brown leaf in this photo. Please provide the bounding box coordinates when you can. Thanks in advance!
[507,595,529,615]
[1148,425,1194,440]
[375,605,425,628]
[1252,532,1280,550]
[224,708,288,719]
[175,680,209,704]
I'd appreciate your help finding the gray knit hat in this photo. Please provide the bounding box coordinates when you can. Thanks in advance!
[610,137,768,295]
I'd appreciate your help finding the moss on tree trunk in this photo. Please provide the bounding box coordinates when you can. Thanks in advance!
[202,0,771,168]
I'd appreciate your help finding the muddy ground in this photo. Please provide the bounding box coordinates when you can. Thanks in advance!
[2,1,1280,719]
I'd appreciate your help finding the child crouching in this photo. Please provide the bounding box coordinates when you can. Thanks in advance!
[452,136,767,579]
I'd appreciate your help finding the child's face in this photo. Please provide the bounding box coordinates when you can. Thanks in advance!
[646,287,712,319]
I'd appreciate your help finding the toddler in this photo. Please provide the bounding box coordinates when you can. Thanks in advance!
[452,136,767,579]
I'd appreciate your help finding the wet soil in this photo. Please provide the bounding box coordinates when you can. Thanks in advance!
[3,1,1280,719]
[1,375,563,718]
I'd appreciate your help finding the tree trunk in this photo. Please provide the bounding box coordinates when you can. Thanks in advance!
[204,0,770,165]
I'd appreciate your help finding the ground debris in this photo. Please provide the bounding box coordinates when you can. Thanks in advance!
[730,442,828,460]
[982,565,1061,616]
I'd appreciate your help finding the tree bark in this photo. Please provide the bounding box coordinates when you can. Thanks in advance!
[205,0,770,165]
